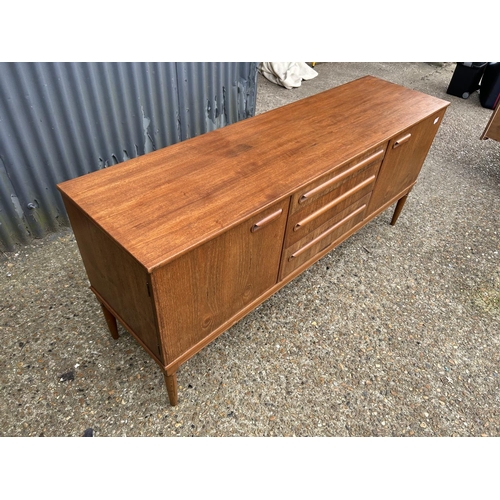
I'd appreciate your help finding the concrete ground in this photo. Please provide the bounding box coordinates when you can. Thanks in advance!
[1,62,499,437]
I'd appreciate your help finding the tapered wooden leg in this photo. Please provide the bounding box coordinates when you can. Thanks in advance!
[100,303,119,340]
[164,372,178,406]
[391,194,408,226]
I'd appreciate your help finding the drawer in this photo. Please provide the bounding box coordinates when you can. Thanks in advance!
[289,143,387,215]
[281,194,369,278]
[284,160,378,248]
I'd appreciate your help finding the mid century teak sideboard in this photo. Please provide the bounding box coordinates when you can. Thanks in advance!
[57,76,450,406]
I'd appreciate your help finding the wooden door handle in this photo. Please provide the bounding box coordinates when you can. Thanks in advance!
[250,209,283,233]
[393,133,412,149]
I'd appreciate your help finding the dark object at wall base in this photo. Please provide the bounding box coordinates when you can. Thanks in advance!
[447,62,488,99]
[479,63,500,110]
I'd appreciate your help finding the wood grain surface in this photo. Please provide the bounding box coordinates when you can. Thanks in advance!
[57,76,449,272]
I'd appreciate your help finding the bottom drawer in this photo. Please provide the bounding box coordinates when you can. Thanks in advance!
[280,194,369,278]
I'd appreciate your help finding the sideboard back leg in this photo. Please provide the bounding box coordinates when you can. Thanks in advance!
[164,372,178,406]
[100,303,120,340]
[390,194,409,226]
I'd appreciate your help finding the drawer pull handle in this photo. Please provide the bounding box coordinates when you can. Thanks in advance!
[294,175,375,231]
[289,204,366,260]
[393,133,412,149]
[251,209,283,233]
[299,149,385,204]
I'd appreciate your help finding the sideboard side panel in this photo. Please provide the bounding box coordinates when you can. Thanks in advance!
[61,195,163,362]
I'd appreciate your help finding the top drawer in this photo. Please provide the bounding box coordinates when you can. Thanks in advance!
[289,142,388,215]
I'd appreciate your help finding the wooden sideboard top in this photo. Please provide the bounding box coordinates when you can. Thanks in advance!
[57,75,449,271]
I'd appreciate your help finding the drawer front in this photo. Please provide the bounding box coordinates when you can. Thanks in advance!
[289,143,387,215]
[281,194,369,278]
[284,161,378,248]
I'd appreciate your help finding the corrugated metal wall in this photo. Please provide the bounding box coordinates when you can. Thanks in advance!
[0,62,258,252]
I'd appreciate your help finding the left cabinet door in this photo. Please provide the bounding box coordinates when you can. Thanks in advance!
[152,198,290,365]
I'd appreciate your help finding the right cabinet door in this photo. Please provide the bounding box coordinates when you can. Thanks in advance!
[366,110,446,217]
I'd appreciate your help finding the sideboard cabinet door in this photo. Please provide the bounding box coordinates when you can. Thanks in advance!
[152,198,290,365]
[366,110,446,217]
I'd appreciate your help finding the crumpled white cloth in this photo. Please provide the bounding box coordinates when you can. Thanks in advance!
[259,62,318,89]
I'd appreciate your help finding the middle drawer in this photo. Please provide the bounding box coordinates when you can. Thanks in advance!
[284,158,380,248]
[280,193,371,278]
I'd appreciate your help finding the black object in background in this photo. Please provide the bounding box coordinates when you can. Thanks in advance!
[447,63,488,99]
[479,63,500,110]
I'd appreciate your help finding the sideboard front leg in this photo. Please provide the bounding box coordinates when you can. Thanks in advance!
[100,303,119,340]
[390,194,409,226]
[164,372,178,406]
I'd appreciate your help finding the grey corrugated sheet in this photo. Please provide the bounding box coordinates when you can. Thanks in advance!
[0,62,258,252]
